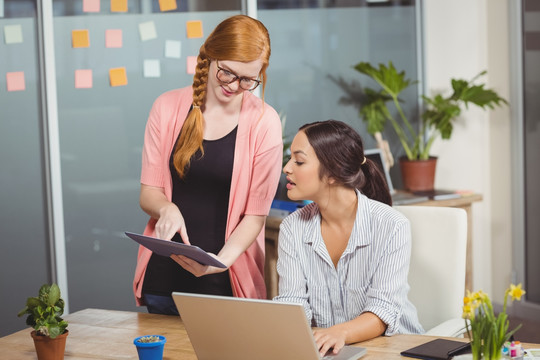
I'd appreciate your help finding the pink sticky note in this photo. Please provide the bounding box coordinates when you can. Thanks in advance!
[105,29,122,48]
[83,0,100,12]
[75,69,93,89]
[186,56,197,75]
[6,71,25,92]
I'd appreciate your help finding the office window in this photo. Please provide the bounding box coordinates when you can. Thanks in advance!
[51,0,241,16]
[52,4,242,312]
[258,1,419,189]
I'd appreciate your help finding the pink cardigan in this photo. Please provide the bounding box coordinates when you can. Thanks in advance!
[133,86,283,305]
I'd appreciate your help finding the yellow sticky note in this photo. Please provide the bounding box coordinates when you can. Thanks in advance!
[111,0,127,12]
[72,29,90,48]
[109,67,127,87]
[186,20,203,39]
[159,0,177,12]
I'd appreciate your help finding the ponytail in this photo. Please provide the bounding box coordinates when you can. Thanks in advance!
[359,159,392,206]
[300,120,392,206]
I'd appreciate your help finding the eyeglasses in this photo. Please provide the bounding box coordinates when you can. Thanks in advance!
[215,61,261,91]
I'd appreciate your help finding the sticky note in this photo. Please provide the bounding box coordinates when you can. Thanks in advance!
[6,71,25,92]
[72,29,90,48]
[159,0,177,12]
[111,0,127,12]
[186,56,197,75]
[138,21,157,42]
[165,40,181,58]
[83,0,100,12]
[144,59,161,78]
[109,67,127,87]
[75,69,93,89]
[4,24,23,44]
[105,29,122,48]
[186,20,203,39]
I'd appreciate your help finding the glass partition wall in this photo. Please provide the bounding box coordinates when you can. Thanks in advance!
[259,1,419,191]
[0,0,51,336]
[0,0,419,335]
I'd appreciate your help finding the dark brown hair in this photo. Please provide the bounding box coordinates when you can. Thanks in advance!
[173,15,271,179]
[299,120,392,206]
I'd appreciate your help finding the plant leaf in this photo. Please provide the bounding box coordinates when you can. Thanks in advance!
[48,284,61,306]
[353,61,413,98]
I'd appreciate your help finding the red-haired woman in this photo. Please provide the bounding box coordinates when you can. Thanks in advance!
[133,15,283,314]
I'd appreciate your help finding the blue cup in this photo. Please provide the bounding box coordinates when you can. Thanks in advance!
[133,335,166,360]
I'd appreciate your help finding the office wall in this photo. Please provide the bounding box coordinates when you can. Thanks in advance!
[423,0,515,302]
[486,0,513,303]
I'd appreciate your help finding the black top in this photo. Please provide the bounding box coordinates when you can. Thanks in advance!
[142,125,237,297]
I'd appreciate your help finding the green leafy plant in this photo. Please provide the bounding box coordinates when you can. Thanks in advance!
[462,284,525,360]
[17,283,68,339]
[353,61,508,161]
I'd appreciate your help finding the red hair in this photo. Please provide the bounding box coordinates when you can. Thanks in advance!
[173,15,271,179]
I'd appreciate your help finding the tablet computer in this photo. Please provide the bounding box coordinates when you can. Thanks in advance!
[125,232,227,268]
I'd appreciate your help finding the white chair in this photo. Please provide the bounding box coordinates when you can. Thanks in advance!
[394,205,469,337]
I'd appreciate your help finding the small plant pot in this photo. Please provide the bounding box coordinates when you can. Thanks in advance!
[31,330,68,360]
[133,335,166,360]
[400,156,438,192]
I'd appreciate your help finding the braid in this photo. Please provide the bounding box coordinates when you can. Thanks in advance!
[192,51,209,107]
[172,52,210,179]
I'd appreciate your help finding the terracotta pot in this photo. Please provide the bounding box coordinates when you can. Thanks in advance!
[31,330,68,360]
[399,156,437,192]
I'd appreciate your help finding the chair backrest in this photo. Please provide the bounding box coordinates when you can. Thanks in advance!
[394,206,468,331]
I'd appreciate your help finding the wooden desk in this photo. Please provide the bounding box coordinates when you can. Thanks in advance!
[264,193,483,299]
[2,308,536,359]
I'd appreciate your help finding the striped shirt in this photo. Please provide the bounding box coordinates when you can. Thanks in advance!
[273,190,424,335]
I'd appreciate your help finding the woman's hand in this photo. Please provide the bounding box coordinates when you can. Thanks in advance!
[313,326,348,357]
[140,184,190,244]
[155,203,190,244]
[170,253,227,277]
[313,312,386,356]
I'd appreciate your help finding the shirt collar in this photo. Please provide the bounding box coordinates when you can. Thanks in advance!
[302,189,373,249]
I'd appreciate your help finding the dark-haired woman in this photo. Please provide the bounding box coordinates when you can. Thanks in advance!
[133,15,283,314]
[274,120,423,355]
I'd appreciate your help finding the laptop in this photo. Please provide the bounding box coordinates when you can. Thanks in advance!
[364,148,429,205]
[172,292,367,360]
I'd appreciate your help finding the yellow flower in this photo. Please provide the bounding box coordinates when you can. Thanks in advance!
[465,284,526,360]
[462,304,474,319]
[475,290,487,301]
[509,283,526,301]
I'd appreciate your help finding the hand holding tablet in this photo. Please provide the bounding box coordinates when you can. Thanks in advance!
[125,232,227,268]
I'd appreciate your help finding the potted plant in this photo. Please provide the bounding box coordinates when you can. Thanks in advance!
[17,283,69,360]
[133,335,167,360]
[459,283,525,360]
[352,61,507,192]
